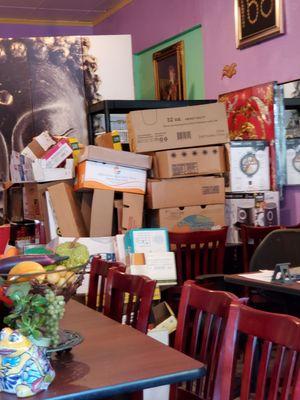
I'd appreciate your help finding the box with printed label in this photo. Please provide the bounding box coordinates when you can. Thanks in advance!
[42,138,73,168]
[127,103,229,153]
[75,160,147,194]
[225,191,280,243]
[150,204,225,232]
[152,145,226,178]
[230,140,270,192]
[124,228,169,255]
[286,138,300,185]
[146,176,225,209]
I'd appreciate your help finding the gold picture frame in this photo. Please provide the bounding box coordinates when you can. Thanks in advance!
[153,41,186,100]
[235,0,284,49]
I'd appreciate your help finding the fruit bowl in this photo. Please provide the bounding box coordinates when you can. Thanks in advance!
[5,264,87,303]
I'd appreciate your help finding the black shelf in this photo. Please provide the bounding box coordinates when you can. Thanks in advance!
[87,99,217,144]
[284,98,300,109]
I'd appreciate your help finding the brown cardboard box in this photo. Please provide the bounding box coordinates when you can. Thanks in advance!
[79,145,152,170]
[48,183,87,237]
[127,103,229,153]
[90,189,114,237]
[95,131,122,150]
[122,193,144,233]
[150,204,225,232]
[146,176,225,209]
[80,192,93,233]
[152,145,226,178]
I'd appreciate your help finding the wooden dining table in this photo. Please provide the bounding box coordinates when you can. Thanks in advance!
[0,300,206,400]
[224,272,300,296]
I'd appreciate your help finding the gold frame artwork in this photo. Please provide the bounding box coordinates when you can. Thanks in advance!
[235,0,284,49]
[153,41,186,100]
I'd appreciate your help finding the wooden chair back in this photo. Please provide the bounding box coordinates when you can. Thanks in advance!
[170,280,239,400]
[169,227,228,286]
[241,225,281,272]
[215,303,300,400]
[87,255,126,312]
[104,268,156,334]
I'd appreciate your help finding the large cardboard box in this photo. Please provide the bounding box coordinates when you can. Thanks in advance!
[286,138,300,185]
[146,176,225,209]
[152,145,226,178]
[75,161,147,194]
[230,141,270,192]
[121,193,144,233]
[150,204,225,232]
[127,103,229,153]
[90,189,114,237]
[225,191,280,243]
[79,145,152,170]
[48,183,88,237]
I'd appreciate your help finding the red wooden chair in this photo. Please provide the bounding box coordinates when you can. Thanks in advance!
[240,225,281,272]
[166,228,228,314]
[170,280,239,400]
[104,267,156,334]
[214,303,300,400]
[87,255,126,312]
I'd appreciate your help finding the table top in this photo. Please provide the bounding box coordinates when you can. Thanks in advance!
[2,300,205,400]
[225,273,300,296]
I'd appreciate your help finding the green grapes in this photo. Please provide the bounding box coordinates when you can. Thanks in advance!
[44,289,65,347]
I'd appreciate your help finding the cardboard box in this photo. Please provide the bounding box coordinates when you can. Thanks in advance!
[121,193,144,233]
[286,138,300,185]
[42,138,73,168]
[95,131,122,151]
[10,151,74,183]
[152,145,226,178]
[127,103,229,153]
[150,204,225,232]
[22,181,74,241]
[32,159,74,182]
[230,141,270,192]
[225,191,280,243]
[90,189,114,237]
[79,145,152,170]
[75,160,147,194]
[48,182,88,237]
[151,302,177,334]
[146,176,225,209]
[21,131,56,161]
[124,228,169,254]
[10,151,35,183]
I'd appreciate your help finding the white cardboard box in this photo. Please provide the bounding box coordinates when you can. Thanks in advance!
[32,159,74,182]
[230,141,270,192]
[225,191,280,243]
[286,138,300,185]
[130,252,177,285]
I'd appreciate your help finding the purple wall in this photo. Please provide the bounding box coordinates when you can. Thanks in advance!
[94,0,204,53]
[202,0,300,98]
[0,23,92,38]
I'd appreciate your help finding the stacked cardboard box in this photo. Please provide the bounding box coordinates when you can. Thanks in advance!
[127,103,229,232]
[74,145,152,236]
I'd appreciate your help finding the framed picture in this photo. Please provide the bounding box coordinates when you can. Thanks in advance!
[235,0,284,49]
[153,41,186,100]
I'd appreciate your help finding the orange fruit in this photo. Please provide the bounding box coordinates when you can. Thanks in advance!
[8,261,46,283]
[4,246,19,257]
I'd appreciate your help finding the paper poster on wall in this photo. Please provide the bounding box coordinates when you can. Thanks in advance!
[0,35,134,181]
